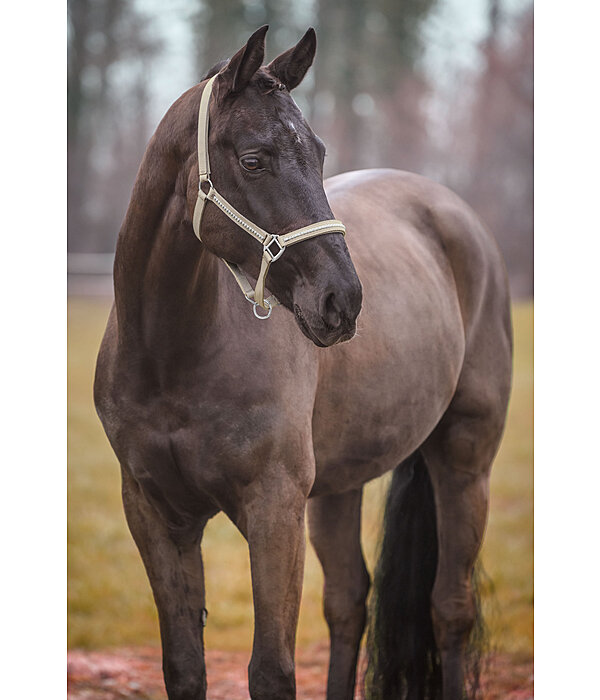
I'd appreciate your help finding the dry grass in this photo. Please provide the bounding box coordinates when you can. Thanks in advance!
[68,298,533,656]
[479,302,534,656]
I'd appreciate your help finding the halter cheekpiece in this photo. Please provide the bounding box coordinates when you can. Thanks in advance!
[192,74,346,319]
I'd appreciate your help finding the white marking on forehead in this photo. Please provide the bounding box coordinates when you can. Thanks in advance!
[287,120,302,143]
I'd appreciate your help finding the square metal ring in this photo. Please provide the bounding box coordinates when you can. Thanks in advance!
[264,237,285,262]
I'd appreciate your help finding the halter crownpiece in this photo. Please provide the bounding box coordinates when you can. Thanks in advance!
[192,74,346,319]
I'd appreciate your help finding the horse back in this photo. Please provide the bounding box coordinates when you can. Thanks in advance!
[325,168,511,346]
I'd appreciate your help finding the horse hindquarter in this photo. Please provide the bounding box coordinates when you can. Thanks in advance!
[317,170,512,700]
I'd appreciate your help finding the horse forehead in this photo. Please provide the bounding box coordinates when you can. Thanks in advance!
[282,116,304,143]
[254,95,309,135]
[239,106,313,150]
[223,90,316,153]
[273,101,314,147]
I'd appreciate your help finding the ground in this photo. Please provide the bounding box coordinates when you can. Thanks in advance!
[67,645,533,700]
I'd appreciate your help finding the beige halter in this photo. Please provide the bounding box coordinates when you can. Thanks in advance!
[192,75,346,319]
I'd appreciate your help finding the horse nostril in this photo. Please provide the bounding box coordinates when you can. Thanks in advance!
[323,292,342,330]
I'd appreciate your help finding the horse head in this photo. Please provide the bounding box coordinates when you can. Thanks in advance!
[189,26,362,347]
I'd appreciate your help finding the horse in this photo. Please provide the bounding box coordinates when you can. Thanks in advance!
[94,25,512,700]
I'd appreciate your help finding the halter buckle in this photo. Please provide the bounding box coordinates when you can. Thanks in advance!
[264,236,285,262]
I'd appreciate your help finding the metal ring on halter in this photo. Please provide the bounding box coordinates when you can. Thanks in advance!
[199,176,213,194]
[252,298,272,320]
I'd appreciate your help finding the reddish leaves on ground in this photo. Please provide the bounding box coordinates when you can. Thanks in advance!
[67,644,533,699]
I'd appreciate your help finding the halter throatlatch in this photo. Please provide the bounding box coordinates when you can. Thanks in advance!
[192,74,346,318]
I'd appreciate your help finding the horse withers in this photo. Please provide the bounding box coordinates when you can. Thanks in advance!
[94,25,512,700]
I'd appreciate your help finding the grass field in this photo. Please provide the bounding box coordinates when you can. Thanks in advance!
[68,298,533,657]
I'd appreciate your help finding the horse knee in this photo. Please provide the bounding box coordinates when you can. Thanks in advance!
[248,655,295,700]
[431,587,475,652]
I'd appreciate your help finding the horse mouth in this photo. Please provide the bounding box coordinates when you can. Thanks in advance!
[294,304,327,347]
[293,304,356,347]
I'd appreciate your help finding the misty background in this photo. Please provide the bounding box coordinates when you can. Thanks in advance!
[67,0,533,298]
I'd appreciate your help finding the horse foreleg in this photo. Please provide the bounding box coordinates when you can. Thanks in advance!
[422,408,501,700]
[242,474,309,700]
[121,467,210,700]
[308,490,370,700]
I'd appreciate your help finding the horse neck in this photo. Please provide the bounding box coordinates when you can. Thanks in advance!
[113,102,220,359]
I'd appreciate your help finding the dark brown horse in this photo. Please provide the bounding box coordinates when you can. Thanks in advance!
[95,26,512,700]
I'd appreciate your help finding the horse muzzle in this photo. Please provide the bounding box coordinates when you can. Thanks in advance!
[293,281,362,347]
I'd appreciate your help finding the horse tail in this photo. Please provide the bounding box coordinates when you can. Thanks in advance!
[365,451,440,699]
[365,450,488,699]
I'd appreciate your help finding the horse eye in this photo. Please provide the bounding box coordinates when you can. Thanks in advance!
[240,156,261,172]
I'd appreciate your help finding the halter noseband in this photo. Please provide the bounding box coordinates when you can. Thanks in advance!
[192,74,346,319]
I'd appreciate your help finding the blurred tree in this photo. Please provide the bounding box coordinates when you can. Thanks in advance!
[446,2,533,297]
[312,1,367,173]
[190,0,247,77]
[67,0,161,252]
[311,0,437,175]
[368,0,438,174]
[190,0,305,80]
[366,0,438,84]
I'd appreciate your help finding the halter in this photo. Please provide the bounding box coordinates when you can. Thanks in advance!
[192,75,346,319]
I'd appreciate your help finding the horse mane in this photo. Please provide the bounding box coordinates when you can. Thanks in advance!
[202,60,228,80]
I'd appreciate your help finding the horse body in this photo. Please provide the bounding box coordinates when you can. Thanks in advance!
[95,26,512,700]
[312,169,471,495]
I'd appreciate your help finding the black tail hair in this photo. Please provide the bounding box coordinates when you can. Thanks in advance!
[365,451,488,699]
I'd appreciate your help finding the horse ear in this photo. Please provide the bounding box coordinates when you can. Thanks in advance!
[219,25,268,94]
[267,28,316,91]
